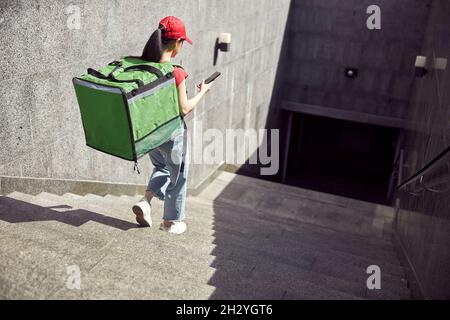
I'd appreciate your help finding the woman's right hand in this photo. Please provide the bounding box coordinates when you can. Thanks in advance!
[197,80,213,94]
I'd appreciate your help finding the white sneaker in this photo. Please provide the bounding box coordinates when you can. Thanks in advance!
[159,221,187,235]
[132,199,152,227]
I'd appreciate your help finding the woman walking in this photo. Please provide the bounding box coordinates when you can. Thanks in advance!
[132,16,213,235]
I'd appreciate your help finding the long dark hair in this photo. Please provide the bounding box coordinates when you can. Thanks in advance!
[134,25,179,62]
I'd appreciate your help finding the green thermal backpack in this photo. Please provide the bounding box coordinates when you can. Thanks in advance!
[72,57,184,166]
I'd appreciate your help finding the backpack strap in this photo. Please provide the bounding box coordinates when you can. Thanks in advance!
[170,63,184,70]
[123,65,165,79]
[87,68,144,87]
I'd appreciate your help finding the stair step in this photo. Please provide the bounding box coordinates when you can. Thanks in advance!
[215,172,394,219]
[35,193,225,260]
[105,192,394,255]
[310,257,410,299]
[1,194,226,299]
[190,196,394,248]
[197,179,392,240]
[63,193,84,200]
[1,192,114,249]
[0,195,209,272]
[75,193,408,294]
[97,189,394,256]
[187,198,403,267]
[0,193,122,299]
[220,247,366,298]
[76,192,405,278]
[41,192,137,226]
[92,192,395,256]
[38,198,366,299]
[208,229,408,293]
[67,193,404,275]
[49,273,217,300]
[47,239,219,299]
[1,177,412,300]
[119,195,141,200]
[209,272,362,300]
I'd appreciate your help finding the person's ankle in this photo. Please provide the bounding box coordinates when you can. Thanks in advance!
[163,221,174,228]
[145,191,155,203]
[163,220,186,227]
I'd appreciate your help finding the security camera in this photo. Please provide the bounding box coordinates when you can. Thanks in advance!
[345,68,358,79]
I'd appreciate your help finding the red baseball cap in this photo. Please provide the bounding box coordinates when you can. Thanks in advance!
[159,16,192,45]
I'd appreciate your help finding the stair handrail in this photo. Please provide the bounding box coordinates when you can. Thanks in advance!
[396,145,450,193]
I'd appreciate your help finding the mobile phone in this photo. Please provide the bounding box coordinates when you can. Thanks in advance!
[204,71,221,84]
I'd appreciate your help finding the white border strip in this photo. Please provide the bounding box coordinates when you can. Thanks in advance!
[73,78,123,95]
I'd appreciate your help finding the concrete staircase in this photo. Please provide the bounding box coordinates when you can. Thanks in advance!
[0,171,412,299]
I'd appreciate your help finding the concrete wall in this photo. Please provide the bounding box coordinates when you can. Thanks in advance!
[394,0,450,299]
[280,0,431,120]
[0,0,291,190]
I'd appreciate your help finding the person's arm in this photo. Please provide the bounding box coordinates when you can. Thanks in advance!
[177,79,212,116]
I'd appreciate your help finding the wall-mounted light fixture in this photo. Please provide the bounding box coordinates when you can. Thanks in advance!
[218,33,231,52]
[415,56,428,77]
[434,57,447,71]
[214,33,231,66]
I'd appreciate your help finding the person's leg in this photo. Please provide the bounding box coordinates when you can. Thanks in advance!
[162,162,188,225]
[132,147,171,227]
[146,148,171,202]
[158,131,189,226]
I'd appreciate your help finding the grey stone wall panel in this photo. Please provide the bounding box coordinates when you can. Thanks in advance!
[0,0,292,188]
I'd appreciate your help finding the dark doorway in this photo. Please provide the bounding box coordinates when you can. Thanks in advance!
[285,113,399,204]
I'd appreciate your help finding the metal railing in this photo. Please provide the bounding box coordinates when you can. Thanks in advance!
[396,145,450,195]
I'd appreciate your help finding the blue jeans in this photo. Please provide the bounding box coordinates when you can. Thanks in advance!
[146,127,188,222]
